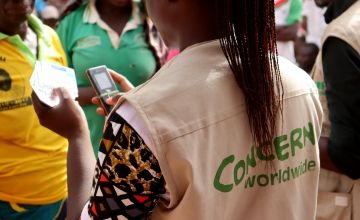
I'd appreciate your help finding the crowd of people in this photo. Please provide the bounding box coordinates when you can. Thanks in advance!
[0,0,359,219]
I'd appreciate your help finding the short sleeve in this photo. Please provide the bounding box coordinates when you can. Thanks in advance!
[88,110,166,219]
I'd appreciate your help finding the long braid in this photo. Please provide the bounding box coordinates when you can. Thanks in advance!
[217,0,283,156]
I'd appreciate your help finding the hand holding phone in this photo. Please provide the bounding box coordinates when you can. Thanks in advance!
[86,66,119,115]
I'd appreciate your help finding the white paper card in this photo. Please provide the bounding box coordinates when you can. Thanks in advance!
[30,61,78,107]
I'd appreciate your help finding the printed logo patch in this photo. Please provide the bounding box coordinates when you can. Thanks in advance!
[0,68,27,110]
[213,122,317,192]
[76,36,101,49]
[0,69,11,91]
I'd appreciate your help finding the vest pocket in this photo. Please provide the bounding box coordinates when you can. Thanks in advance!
[316,191,351,220]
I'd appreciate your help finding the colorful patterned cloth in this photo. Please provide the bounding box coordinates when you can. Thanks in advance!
[88,111,166,219]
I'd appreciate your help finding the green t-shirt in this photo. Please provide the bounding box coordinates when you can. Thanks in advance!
[57,3,156,153]
[275,0,303,25]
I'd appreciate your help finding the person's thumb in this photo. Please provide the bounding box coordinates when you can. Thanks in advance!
[53,87,72,103]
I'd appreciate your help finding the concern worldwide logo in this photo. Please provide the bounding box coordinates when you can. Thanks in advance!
[213,122,316,192]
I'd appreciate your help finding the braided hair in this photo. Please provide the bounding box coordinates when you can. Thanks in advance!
[216,0,283,156]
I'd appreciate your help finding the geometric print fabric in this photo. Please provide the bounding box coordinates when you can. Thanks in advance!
[88,111,166,219]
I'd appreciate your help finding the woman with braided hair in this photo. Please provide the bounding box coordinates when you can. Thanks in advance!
[32,0,323,219]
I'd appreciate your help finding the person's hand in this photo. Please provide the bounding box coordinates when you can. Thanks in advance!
[31,88,89,139]
[92,69,134,116]
[276,23,300,42]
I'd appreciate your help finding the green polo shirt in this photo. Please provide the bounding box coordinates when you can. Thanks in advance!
[57,2,156,152]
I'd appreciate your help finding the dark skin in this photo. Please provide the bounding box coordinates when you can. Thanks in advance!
[313,0,341,173]
[315,0,333,8]
[96,0,132,35]
[0,0,34,40]
[296,43,319,73]
[32,71,132,220]
[319,136,341,172]
[276,23,299,42]
[77,0,132,106]
[32,0,219,219]
[42,18,59,29]
[144,0,217,50]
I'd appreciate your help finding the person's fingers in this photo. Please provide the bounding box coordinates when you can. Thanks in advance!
[92,96,108,116]
[96,107,106,116]
[31,91,45,115]
[105,93,123,105]
[31,91,54,125]
[93,94,119,104]
[31,91,40,106]
[91,96,101,105]
[107,69,134,92]
[53,87,71,102]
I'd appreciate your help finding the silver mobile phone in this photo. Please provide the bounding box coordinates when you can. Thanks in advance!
[86,65,119,115]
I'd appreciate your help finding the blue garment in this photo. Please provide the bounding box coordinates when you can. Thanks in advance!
[0,200,66,220]
[35,0,46,14]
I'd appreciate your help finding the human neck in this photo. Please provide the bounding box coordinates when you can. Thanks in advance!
[0,21,28,40]
[178,31,218,51]
[95,1,132,35]
[96,0,132,18]
[177,13,218,51]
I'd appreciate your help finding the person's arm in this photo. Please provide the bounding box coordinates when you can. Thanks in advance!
[67,128,96,220]
[321,37,360,179]
[31,88,96,220]
[86,109,166,219]
[276,0,303,42]
[276,23,300,42]
[32,70,135,219]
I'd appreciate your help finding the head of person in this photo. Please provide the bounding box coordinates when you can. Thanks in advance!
[145,0,282,153]
[296,43,319,74]
[314,0,333,8]
[0,0,34,32]
[60,0,132,20]
[41,4,60,28]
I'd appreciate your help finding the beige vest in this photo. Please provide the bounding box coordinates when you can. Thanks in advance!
[121,41,323,219]
[311,0,360,137]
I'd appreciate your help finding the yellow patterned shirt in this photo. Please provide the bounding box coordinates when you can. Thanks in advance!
[0,15,68,204]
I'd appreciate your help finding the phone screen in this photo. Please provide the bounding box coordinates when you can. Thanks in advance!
[94,72,113,90]
[86,65,119,115]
